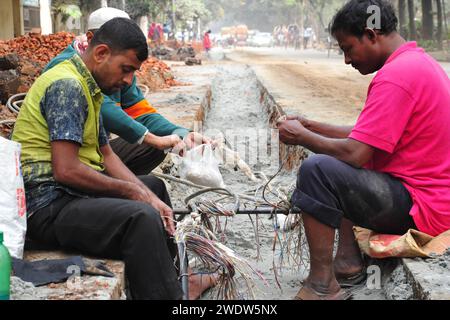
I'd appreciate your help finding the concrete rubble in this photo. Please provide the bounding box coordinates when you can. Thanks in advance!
[402,249,450,300]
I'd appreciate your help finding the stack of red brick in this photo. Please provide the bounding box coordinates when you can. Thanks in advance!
[136,57,183,90]
[0,32,75,100]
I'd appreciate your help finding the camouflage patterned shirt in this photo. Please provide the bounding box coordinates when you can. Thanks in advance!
[22,63,108,218]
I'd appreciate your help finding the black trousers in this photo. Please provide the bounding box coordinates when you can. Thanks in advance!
[291,154,417,235]
[110,137,167,175]
[27,175,183,300]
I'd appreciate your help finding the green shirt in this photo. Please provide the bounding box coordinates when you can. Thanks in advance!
[12,55,108,217]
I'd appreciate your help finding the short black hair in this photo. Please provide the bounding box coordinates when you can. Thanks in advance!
[90,17,148,61]
[331,0,398,38]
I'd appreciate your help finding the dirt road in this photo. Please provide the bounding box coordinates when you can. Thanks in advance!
[227,47,450,125]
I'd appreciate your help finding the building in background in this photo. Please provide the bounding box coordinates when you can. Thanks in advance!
[23,0,41,33]
[0,0,24,40]
[0,0,53,40]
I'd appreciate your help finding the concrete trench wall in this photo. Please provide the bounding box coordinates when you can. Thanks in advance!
[194,76,307,172]
[256,79,308,171]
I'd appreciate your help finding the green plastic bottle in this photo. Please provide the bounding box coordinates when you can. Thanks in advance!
[0,232,11,300]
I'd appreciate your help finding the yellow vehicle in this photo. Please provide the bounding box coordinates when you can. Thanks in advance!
[221,25,248,46]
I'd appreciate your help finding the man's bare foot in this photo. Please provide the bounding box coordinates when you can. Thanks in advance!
[333,256,365,279]
[188,273,218,300]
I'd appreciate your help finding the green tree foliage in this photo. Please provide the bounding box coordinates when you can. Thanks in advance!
[174,0,210,24]
[125,0,153,19]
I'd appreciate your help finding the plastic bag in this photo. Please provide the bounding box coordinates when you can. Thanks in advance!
[0,137,27,259]
[178,144,225,188]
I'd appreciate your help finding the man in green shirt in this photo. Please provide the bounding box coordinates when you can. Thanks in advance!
[13,18,215,300]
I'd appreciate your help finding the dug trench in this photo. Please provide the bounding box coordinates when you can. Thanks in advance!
[10,59,421,301]
[157,63,412,300]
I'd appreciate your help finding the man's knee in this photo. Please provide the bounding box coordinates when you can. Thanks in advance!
[131,203,164,232]
[153,149,167,164]
[299,154,340,180]
[139,175,168,194]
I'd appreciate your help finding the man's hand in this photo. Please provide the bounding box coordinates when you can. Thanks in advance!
[144,133,182,150]
[171,139,188,157]
[147,195,176,236]
[184,132,213,150]
[277,119,307,145]
[126,184,176,236]
[285,115,310,128]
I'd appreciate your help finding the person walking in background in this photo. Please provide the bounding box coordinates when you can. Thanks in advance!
[203,30,212,55]
[157,23,164,45]
[148,22,156,42]
[148,22,162,47]
[303,27,313,49]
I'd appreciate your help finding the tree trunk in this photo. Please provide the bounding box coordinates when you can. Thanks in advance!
[422,0,434,40]
[408,0,417,40]
[307,0,326,38]
[436,0,443,49]
[171,0,176,33]
[138,15,148,39]
[398,0,407,37]
[443,0,449,38]
[300,0,305,47]
[39,0,53,35]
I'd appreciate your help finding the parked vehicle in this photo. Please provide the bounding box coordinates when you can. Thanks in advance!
[249,32,274,47]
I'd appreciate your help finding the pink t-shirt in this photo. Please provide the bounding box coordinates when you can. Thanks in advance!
[349,42,450,236]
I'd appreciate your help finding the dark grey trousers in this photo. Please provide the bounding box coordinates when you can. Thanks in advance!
[110,137,167,175]
[291,154,417,234]
[26,175,183,300]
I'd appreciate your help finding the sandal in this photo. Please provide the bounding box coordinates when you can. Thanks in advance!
[294,285,353,300]
[336,270,367,288]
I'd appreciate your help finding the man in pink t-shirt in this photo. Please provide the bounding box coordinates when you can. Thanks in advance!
[277,0,450,300]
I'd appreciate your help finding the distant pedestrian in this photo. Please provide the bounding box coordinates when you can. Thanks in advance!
[303,27,313,49]
[203,30,212,54]
[148,22,156,41]
[156,23,164,44]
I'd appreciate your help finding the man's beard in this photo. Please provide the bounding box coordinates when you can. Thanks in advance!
[101,86,119,95]
[91,70,119,95]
